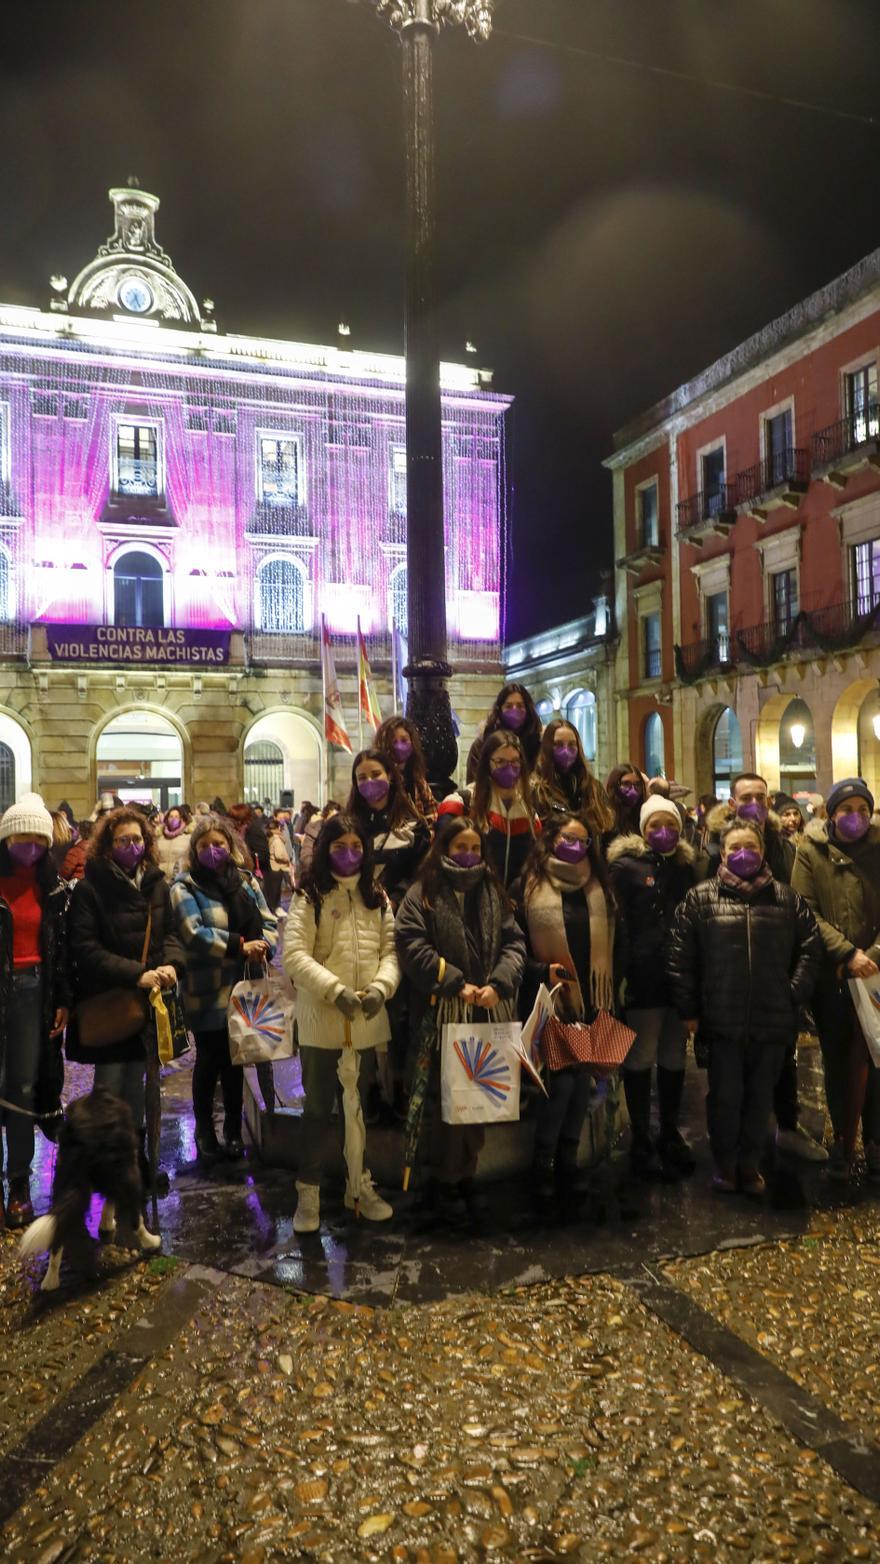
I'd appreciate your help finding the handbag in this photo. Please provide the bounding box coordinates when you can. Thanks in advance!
[541,1007,636,1075]
[440,1017,522,1125]
[849,975,880,1068]
[75,912,152,1049]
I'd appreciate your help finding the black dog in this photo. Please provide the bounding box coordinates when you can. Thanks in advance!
[19,1087,161,1292]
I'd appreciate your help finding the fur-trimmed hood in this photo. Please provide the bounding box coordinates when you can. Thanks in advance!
[802,815,880,851]
[606,831,696,867]
[705,801,782,838]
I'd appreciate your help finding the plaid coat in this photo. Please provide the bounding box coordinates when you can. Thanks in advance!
[170,868,277,1033]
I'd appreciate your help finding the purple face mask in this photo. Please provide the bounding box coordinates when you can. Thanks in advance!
[165,817,183,836]
[727,847,763,880]
[618,783,641,804]
[648,826,679,856]
[197,844,230,872]
[7,841,46,868]
[391,738,413,764]
[330,846,364,878]
[500,706,526,731]
[553,744,578,772]
[834,811,870,843]
[554,837,589,864]
[451,850,482,868]
[112,840,145,873]
[492,762,521,790]
[358,777,390,808]
[737,799,768,826]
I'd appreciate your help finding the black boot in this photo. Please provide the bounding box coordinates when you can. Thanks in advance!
[194,1120,221,1162]
[623,1069,663,1178]
[532,1147,556,1198]
[555,1137,592,1195]
[656,1067,696,1175]
[138,1132,170,1197]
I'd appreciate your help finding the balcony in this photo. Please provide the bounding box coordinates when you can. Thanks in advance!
[616,539,665,575]
[811,401,880,488]
[246,502,314,539]
[245,629,503,670]
[676,483,737,543]
[735,446,809,520]
[675,597,880,684]
[0,620,30,660]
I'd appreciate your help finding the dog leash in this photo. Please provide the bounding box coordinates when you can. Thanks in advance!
[0,1095,64,1120]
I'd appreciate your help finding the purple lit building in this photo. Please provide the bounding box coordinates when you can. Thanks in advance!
[0,183,510,813]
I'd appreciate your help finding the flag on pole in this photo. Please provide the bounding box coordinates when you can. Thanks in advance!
[357,617,383,735]
[321,616,352,752]
[392,624,409,714]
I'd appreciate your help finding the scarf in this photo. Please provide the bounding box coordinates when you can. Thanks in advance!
[525,858,614,1016]
[717,862,774,898]
[431,863,504,992]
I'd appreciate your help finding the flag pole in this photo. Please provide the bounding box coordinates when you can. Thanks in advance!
[321,613,330,804]
[391,616,398,716]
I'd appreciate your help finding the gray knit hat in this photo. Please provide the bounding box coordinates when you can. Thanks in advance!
[0,791,54,844]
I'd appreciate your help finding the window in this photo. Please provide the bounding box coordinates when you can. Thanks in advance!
[712,707,743,799]
[643,712,665,778]
[535,698,554,724]
[389,563,408,636]
[390,446,408,515]
[116,424,159,497]
[705,590,729,660]
[772,568,798,633]
[846,364,879,444]
[0,740,14,815]
[259,436,302,507]
[642,610,662,679]
[765,408,793,486]
[565,689,597,761]
[0,547,11,622]
[32,391,59,418]
[257,557,305,633]
[701,447,725,516]
[113,551,164,628]
[853,540,880,615]
[638,484,659,547]
[63,397,88,421]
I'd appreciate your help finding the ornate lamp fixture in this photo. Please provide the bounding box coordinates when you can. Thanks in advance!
[369,0,493,40]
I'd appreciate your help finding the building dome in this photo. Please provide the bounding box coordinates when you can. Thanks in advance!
[60,178,204,327]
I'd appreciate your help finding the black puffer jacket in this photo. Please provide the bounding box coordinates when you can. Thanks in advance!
[607,833,708,1009]
[66,857,185,1064]
[704,802,794,883]
[668,876,822,1046]
[0,875,71,1131]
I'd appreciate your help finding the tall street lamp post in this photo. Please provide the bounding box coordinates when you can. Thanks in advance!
[358,0,494,789]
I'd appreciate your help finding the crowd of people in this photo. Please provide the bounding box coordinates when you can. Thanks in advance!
[0,684,877,1241]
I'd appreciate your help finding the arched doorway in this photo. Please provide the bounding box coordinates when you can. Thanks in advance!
[0,711,33,809]
[832,676,879,796]
[565,689,597,762]
[643,711,665,778]
[243,711,322,812]
[856,687,880,800]
[95,710,185,810]
[712,706,743,799]
[778,697,816,798]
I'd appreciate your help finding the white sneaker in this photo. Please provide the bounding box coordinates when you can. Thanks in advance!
[293,1181,320,1234]
[776,1125,828,1162]
[98,1199,116,1240]
[344,1172,393,1222]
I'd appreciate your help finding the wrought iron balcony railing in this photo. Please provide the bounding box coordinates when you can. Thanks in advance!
[675,596,880,683]
[735,446,810,508]
[246,502,313,538]
[811,401,880,471]
[676,482,738,535]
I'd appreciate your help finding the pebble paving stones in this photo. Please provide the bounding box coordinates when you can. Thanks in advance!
[2,1243,879,1563]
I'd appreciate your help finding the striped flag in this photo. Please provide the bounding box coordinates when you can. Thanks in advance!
[357,617,382,735]
[321,616,352,752]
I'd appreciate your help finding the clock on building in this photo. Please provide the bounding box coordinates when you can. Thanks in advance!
[118,275,153,314]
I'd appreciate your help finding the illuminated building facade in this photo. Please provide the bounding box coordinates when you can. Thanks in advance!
[0,183,510,814]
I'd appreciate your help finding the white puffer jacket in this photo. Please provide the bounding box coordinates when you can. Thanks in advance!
[283,877,400,1050]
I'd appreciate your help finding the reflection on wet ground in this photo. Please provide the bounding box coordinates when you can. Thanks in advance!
[30,1055,880,1308]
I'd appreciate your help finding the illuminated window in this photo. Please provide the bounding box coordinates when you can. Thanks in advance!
[257,557,306,634]
[116,424,159,497]
[389,562,408,636]
[259,436,303,507]
[564,689,596,761]
[638,484,659,547]
[642,610,662,680]
[644,712,665,778]
[853,540,880,615]
[390,446,407,515]
[705,590,729,659]
[846,364,879,443]
[535,698,554,724]
[113,550,164,628]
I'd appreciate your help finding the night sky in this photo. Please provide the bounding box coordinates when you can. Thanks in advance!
[1,0,878,641]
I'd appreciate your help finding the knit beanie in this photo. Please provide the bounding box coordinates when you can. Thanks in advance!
[639,795,682,836]
[0,791,54,844]
[825,778,874,817]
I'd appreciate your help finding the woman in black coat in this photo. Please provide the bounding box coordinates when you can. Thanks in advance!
[668,817,821,1197]
[67,808,184,1192]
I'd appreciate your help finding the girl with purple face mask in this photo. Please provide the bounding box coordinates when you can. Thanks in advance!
[669,819,822,1198]
[347,749,431,914]
[532,719,615,840]
[374,716,437,824]
[169,815,277,1166]
[285,814,401,1233]
[608,797,708,1180]
[67,807,186,1213]
[466,682,543,784]
[604,763,647,846]
[0,793,71,1228]
[455,730,542,892]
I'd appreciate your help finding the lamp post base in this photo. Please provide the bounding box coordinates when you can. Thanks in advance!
[403,659,459,796]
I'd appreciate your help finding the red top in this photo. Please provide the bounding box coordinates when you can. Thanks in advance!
[0,868,43,968]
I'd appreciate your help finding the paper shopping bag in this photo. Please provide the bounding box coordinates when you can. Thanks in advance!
[440,1021,522,1125]
[849,976,880,1068]
[228,969,295,1066]
[521,983,563,1066]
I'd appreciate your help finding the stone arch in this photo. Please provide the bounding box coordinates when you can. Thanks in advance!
[0,706,34,804]
[755,689,798,791]
[89,704,192,809]
[694,701,727,799]
[241,708,324,811]
[831,676,880,798]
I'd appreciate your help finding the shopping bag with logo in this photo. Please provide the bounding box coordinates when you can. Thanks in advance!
[228,964,295,1065]
[849,975,880,1068]
[521,982,562,1067]
[440,1019,522,1125]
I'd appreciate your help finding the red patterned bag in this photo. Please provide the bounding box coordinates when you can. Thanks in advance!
[540,1010,636,1075]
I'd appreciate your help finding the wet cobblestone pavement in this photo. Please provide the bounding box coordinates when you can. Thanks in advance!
[1,1057,879,1559]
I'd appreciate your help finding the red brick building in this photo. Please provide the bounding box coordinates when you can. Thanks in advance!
[606,247,880,801]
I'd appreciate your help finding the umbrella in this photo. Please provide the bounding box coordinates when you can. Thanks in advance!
[337,1018,367,1214]
[402,1005,439,1192]
[144,994,163,1231]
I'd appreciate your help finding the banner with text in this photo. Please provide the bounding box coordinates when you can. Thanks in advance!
[44,625,232,666]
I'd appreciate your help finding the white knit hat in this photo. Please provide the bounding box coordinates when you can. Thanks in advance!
[0,791,54,844]
[639,795,682,836]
